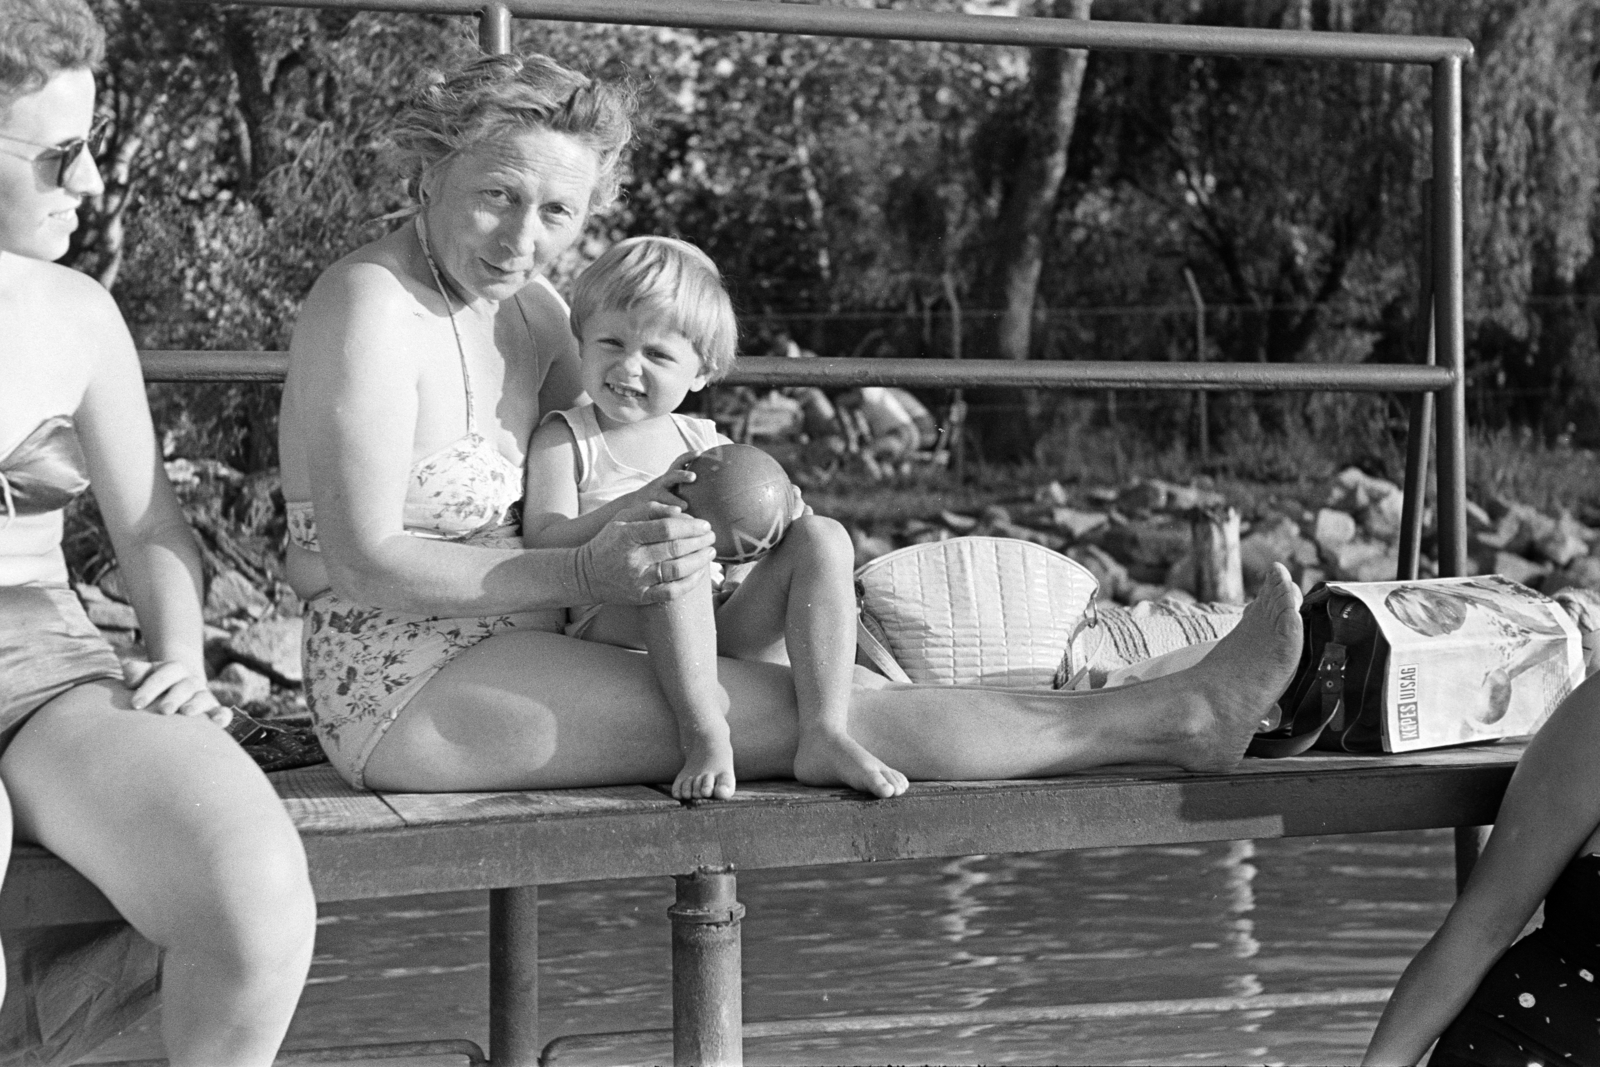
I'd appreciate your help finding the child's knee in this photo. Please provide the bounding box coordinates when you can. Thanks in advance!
[784,514,854,569]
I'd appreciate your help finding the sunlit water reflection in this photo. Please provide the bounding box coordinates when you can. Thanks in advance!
[86,829,1456,1065]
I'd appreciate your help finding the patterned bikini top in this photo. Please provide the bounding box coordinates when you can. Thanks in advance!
[0,415,92,523]
[286,218,527,553]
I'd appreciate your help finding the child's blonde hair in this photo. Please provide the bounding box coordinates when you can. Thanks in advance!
[570,237,738,380]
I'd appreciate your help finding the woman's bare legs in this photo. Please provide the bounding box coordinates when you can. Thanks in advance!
[717,514,908,798]
[0,681,316,1067]
[364,565,1304,792]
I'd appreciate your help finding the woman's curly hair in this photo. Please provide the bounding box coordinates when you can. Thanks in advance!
[0,0,103,107]
[390,52,637,211]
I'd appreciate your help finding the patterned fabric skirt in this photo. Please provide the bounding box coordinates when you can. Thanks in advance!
[301,590,563,788]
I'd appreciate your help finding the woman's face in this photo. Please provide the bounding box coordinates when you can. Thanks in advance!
[419,127,599,305]
[0,68,103,263]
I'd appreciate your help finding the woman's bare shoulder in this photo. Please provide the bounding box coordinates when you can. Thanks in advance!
[26,259,121,324]
[300,228,425,315]
[292,229,429,361]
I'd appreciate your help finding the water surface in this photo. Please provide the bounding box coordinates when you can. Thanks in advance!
[87,829,1457,1065]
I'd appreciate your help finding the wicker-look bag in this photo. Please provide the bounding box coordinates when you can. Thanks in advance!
[854,536,1100,687]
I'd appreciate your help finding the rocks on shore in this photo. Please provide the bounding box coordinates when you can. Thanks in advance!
[72,457,1600,709]
[848,469,1600,609]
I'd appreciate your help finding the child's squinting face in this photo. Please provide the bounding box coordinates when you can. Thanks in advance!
[579,307,709,427]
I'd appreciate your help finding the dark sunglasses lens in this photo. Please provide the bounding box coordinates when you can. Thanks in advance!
[54,140,87,186]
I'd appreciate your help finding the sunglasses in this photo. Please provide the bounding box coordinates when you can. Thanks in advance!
[0,116,108,187]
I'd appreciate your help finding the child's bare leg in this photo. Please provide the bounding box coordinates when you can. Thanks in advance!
[719,515,907,797]
[636,576,736,800]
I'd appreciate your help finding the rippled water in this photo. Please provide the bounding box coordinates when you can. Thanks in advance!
[86,829,1457,1066]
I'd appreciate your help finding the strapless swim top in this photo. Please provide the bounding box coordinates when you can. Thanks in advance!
[286,218,532,553]
[285,433,522,551]
[0,416,91,522]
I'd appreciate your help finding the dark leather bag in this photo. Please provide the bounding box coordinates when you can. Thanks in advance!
[1249,584,1388,757]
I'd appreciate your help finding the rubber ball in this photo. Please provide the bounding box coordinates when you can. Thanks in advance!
[677,444,794,563]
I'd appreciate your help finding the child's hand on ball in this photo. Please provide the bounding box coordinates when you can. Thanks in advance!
[788,484,811,522]
[622,467,696,513]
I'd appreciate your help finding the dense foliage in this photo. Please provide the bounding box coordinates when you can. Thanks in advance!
[69,0,1600,470]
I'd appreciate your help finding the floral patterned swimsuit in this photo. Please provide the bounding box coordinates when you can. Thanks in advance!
[288,268,567,789]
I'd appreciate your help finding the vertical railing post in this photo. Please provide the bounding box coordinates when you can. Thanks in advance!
[1434,57,1483,898]
[489,885,539,1066]
[1398,180,1435,582]
[1431,57,1467,578]
[670,866,744,1067]
[479,2,512,54]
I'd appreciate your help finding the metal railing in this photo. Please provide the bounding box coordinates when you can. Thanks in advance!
[155,0,1472,581]
[140,5,1473,1065]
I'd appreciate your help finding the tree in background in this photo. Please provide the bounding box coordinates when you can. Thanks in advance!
[66,0,1600,474]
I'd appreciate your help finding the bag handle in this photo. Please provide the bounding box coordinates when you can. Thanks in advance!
[1246,642,1347,758]
[856,607,913,684]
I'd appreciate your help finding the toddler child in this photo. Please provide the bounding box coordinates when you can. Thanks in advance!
[522,237,908,802]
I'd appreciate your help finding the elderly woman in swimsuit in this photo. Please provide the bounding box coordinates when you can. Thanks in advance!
[0,0,314,1063]
[279,50,1307,796]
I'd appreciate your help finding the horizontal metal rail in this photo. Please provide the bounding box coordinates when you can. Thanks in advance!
[196,0,1471,63]
[140,351,1456,393]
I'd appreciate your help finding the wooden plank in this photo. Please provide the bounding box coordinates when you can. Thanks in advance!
[2,749,1523,918]
[379,784,680,827]
[273,764,408,834]
[294,754,1517,895]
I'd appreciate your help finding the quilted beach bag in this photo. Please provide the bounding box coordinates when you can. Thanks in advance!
[854,537,1100,687]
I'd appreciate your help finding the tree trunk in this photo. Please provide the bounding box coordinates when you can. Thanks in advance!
[973,0,1093,461]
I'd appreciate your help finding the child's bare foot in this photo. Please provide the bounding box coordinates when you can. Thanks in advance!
[673,720,736,800]
[794,727,909,798]
[1147,562,1304,772]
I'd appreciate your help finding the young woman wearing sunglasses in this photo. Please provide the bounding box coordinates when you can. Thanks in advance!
[0,0,314,1062]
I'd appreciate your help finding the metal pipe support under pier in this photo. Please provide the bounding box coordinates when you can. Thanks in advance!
[671,866,745,1067]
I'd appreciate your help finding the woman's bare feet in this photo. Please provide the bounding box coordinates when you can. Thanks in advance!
[673,717,737,800]
[794,727,910,798]
[1149,562,1305,772]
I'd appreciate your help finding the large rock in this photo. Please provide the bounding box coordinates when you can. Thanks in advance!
[77,584,140,631]
[224,617,305,686]
[1326,467,1401,512]
[1115,479,1226,514]
[986,519,1065,550]
[1534,511,1590,568]
[204,567,273,623]
[1237,516,1307,594]
[1066,543,1129,602]
[1050,506,1110,541]
[1349,549,1402,583]
[1542,556,1600,596]
[1096,520,1192,571]
[851,529,895,568]
[938,510,978,533]
[1359,490,1406,543]
[210,662,272,707]
[1313,509,1359,555]
[1325,539,1389,581]
[1491,551,1550,589]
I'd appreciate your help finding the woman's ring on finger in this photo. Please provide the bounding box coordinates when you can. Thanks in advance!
[656,561,666,585]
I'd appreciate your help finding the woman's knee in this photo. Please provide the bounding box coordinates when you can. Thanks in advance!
[159,805,315,971]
